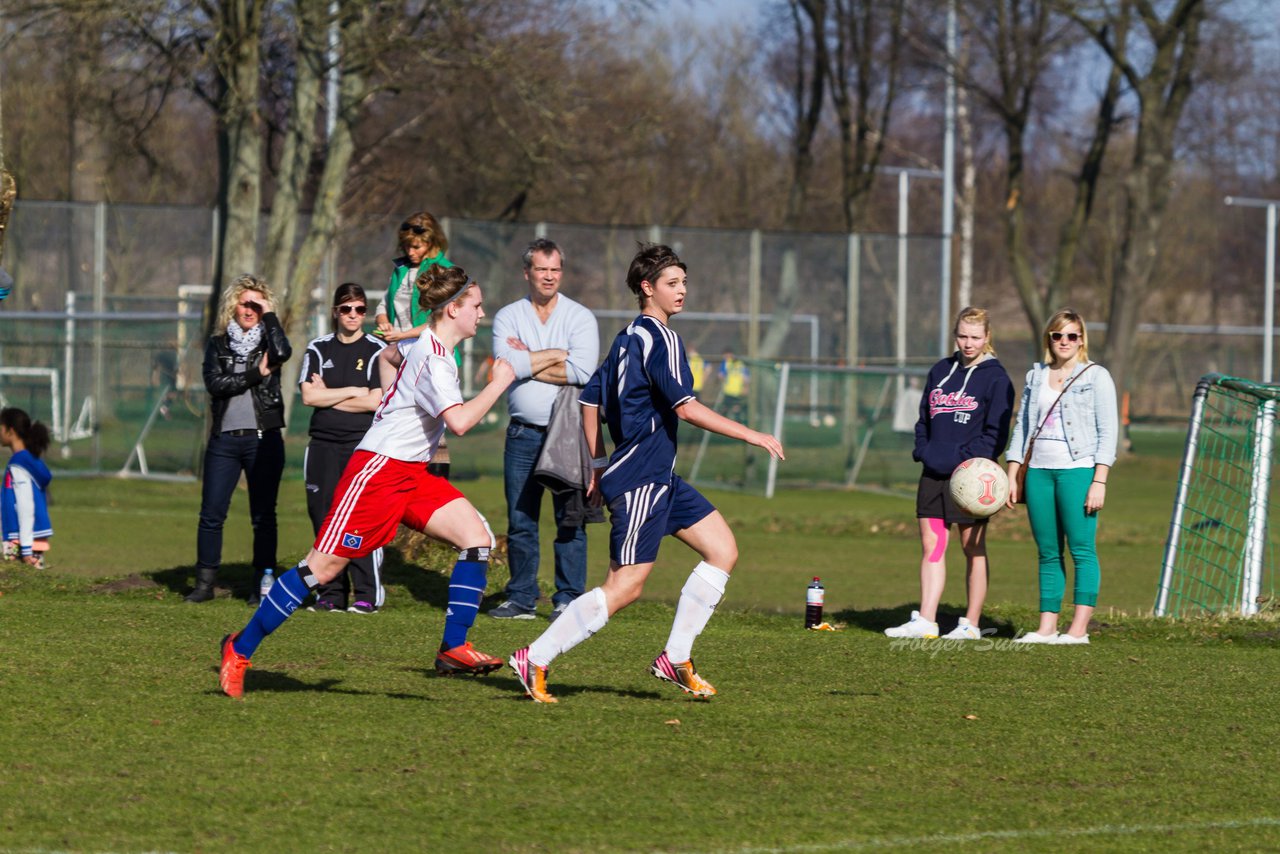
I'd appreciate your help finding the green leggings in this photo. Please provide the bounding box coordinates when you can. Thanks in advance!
[1024,467,1100,612]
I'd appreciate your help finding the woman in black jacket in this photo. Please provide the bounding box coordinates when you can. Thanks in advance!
[186,274,293,603]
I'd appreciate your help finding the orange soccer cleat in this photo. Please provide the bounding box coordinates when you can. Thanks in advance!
[508,647,557,704]
[650,651,717,697]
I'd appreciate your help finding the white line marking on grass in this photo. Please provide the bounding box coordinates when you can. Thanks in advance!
[729,816,1280,852]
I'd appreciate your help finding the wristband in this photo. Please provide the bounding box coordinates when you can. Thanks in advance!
[1092,480,1107,485]
[591,458,608,470]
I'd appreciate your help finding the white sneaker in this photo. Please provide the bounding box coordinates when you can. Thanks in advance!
[941,617,981,640]
[884,610,939,639]
[1053,633,1090,645]
[1012,631,1058,644]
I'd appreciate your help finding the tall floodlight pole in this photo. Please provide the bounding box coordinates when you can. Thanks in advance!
[940,0,957,357]
[1225,196,1279,383]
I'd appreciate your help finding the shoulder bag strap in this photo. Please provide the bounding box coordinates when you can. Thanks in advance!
[1026,363,1096,448]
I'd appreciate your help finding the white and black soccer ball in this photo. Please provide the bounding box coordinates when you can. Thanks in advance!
[949,457,1009,518]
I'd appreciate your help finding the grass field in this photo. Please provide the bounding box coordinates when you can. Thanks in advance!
[3,428,1280,852]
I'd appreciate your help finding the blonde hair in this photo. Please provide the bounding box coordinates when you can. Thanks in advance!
[1041,308,1090,364]
[417,265,475,326]
[217,274,275,331]
[954,306,996,356]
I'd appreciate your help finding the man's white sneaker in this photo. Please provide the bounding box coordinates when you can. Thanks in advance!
[884,610,939,639]
[1012,631,1058,644]
[941,617,981,640]
[1052,632,1090,645]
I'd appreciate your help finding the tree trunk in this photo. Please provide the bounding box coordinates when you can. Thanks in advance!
[263,0,325,311]
[210,0,264,336]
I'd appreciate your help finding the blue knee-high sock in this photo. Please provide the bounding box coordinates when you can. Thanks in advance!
[233,565,315,658]
[441,549,488,650]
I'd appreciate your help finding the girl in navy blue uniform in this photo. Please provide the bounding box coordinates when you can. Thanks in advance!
[885,307,1013,641]
[510,244,785,704]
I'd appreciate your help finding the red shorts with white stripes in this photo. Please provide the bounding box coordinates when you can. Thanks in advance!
[314,450,464,558]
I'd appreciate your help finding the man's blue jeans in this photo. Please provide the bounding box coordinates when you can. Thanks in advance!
[502,421,588,609]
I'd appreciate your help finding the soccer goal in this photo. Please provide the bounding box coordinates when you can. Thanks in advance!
[680,359,930,498]
[1155,374,1280,617]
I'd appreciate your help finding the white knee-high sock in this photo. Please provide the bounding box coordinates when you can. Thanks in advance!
[665,562,730,662]
[528,588,609,668]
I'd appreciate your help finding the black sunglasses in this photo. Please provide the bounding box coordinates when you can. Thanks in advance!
[1050,331,1081,342]
[400,222,428,235]
[337,304,368,316]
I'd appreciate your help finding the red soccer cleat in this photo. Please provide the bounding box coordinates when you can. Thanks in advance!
[219,633,251,698]
[435,641,503,676]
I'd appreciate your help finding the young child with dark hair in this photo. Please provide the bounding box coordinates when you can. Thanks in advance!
[1,407,53,568]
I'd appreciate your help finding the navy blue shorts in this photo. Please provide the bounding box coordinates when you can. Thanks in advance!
[607,475,715,566]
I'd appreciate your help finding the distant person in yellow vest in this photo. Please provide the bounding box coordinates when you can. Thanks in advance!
[720,351,747,420]
[688,348,707,394]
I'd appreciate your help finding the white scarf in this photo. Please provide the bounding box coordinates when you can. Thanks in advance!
[227,321,263,358]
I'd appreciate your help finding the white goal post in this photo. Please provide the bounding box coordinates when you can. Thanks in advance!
[0,366,94,446]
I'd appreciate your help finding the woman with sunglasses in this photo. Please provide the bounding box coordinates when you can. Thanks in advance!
[187,274,293,603]
[298,283,387,613]
[1006,309,1118,644]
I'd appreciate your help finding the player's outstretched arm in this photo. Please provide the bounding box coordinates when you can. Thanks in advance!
[675,399,785,460]
[442,357,516,437]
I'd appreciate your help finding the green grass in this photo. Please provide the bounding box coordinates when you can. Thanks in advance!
[3,430,1280,851]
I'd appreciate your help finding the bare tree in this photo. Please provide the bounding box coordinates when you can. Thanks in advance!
[951,0,1118,344]
[1065,0,1208,396]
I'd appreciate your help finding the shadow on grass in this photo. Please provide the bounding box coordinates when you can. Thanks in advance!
[210,667,433,700]
[834,604,1018,638]
[151,563,258,602]
[149,545,457,608]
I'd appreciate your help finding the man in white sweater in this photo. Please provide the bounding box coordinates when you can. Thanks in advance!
[489,238,600,622]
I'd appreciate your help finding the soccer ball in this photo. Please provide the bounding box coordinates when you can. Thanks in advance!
[949,458,1009,518]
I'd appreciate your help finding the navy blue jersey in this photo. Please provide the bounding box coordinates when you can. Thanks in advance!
[912,353,1013,478]
[580,315,695,502]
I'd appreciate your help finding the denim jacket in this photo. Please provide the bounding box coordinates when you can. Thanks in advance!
[1006,360,1118,467]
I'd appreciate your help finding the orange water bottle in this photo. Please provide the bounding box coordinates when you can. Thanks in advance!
[805,577,825,629]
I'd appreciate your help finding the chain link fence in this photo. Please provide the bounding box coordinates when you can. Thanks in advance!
[2,199,1257,487]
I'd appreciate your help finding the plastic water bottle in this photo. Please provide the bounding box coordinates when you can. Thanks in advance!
[805,577,825,629]
[259,568,275,600]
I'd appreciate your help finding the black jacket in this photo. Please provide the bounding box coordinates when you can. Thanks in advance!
[203,312,293,435]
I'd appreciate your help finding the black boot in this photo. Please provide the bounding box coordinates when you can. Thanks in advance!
[184,567,218,603]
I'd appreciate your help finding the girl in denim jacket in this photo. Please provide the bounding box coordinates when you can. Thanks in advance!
[1006,309,1118,644]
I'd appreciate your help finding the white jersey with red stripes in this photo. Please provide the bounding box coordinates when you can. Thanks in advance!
[356,331,463,463]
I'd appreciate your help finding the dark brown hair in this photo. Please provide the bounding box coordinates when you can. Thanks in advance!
[626,243,687,309]
[1,407,51,458]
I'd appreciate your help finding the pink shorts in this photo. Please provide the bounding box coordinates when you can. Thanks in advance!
[314,450,464,558]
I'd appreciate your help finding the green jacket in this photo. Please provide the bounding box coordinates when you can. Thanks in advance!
[385,251,454,329]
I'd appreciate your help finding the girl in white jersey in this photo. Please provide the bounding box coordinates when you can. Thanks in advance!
[218,266,516,699]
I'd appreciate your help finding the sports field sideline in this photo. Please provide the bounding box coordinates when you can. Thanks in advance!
[3,426,1280,851]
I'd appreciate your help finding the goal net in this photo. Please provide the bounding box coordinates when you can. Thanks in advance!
[1155,373,1280,617]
